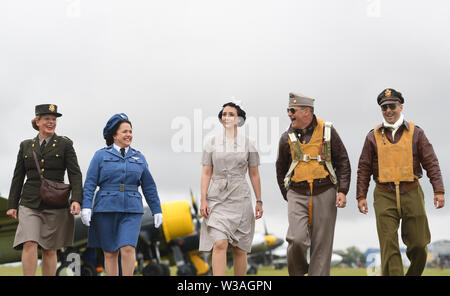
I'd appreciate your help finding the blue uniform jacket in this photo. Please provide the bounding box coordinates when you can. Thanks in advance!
[82,145,162,214]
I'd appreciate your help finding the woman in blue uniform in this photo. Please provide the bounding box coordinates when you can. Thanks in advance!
[80,113,163,276]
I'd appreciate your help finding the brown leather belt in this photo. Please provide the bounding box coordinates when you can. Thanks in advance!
[290,181,334,196]
[376,180,419,194]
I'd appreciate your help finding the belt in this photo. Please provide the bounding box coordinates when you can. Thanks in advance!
[375,180,419,194]
[211,174,246,192]
[290,177,332,188]
[376,180,419,216]
[100,184,138,192]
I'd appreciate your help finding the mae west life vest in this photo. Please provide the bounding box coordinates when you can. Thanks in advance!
[284,118,337,191]
[374,122,415,216]
[283,118,338,227]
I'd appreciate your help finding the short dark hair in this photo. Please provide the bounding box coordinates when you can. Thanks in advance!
[105,120,132,146]
[218,102,246,127]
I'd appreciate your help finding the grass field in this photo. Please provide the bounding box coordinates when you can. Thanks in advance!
[1,265,449,276]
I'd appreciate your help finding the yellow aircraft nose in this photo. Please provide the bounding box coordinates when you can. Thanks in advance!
[264,235,277,247]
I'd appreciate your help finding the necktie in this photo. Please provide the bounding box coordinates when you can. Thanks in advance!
[41,140,46,153]
[120,148,125,157]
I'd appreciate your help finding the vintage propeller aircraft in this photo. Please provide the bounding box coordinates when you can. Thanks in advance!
[0,193,209,276]
[0,191,285,276]
[56,190,211,276]
[245,220,285,274]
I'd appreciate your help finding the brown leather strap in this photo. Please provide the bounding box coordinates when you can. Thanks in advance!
[395,183,402,217]
[32,151,44,181]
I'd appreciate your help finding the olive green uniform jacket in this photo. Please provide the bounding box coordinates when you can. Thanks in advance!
[8,133,83,210]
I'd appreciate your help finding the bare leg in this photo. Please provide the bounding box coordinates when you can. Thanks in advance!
[212,239,228,276]
[120,246,136,276]
[22,241,38,276]
[104,250,119,276]
[233,247,247,276]
[41,248,57,276]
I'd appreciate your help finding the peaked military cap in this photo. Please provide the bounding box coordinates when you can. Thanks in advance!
[35,104,62,117]
[377,88,404,106]
[103,113,129,139]
[289,92,315,107]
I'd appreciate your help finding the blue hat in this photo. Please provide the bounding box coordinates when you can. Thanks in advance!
[103,113,129,139]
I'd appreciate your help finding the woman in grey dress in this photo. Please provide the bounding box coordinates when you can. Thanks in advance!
[199,102,263,276]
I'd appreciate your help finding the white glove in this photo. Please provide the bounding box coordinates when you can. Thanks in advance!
[81,208,92,226]
[154,213,163,228]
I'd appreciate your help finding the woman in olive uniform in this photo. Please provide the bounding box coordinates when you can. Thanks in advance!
[6,104,83,276]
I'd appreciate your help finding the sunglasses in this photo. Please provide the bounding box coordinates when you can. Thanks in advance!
[381,104,398,111]
[287,108,297,114]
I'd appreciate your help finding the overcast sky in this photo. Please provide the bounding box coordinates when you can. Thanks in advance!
[1,0,449,251]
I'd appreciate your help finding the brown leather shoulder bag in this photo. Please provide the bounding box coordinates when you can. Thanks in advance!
[32,151,71,208]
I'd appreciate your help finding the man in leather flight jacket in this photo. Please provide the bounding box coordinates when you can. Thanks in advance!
[276,92,351,276]
[356,88,445,276]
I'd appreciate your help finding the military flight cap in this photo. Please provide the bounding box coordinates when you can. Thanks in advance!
[103,113,129,139]
[289,92,315,108]
[377,88,404,106]
[35,104,62,117]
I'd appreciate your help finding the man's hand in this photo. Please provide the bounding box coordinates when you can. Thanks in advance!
[358,198,368,214]
[336,192,347,208]
[434,194,445,209]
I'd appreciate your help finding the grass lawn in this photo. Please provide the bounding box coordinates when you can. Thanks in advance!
[1,265,449,276]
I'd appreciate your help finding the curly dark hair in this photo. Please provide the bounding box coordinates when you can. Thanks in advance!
[218,102,246,127]
[105,120,132,146]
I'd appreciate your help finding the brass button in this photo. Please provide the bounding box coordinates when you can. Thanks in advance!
[52,144,56,147]
[41,168,45,172]
[24,155,28,159]
[41,159,44,163]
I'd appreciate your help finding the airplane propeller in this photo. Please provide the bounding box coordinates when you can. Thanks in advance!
[190,187,199,217]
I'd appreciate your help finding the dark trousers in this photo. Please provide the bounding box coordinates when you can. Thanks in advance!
[373,185,431,276]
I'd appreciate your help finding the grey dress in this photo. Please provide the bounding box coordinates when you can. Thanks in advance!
[199,133,260,253]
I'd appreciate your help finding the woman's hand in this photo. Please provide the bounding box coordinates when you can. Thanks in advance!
[200,200,210,218]
[70,201,81,215]
[80,208,92,226]
[6,209,17,219]
[154,213,163,228]
[255,202,263,220]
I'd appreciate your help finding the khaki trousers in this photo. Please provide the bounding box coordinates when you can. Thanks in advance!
[286,187,337,276]
[373,185,430,276]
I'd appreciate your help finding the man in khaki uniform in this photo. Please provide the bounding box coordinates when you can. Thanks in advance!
[276,92,351,275]
[357,88,445,276]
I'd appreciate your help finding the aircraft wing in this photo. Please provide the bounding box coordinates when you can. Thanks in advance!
[0,196,14,225]
[0,197,22,264]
